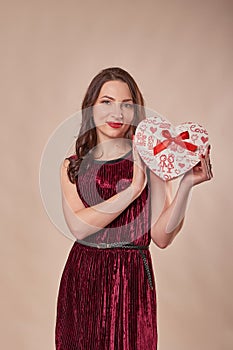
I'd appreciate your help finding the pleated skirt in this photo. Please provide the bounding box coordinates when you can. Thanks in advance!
[55,241,158,350]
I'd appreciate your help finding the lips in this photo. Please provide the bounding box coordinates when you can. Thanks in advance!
[106,122,123,128]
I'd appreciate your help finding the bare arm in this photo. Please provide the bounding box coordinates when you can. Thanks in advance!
[150,172,189,248]
[150,145,213,248]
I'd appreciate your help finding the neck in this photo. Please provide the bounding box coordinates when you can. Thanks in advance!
[93,139,132,160]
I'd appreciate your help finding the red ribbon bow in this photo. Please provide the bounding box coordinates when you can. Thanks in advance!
[153,130,197,155]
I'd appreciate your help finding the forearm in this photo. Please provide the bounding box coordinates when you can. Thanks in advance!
[62,185,138,239]
[151,180,192,248]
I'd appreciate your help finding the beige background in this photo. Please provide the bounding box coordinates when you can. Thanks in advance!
[1,0,233,349]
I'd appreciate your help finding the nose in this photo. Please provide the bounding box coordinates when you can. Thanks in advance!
[111,102,123,119]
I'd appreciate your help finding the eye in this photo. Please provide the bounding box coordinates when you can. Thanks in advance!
[101,100,111,105]
[122,103,133,109]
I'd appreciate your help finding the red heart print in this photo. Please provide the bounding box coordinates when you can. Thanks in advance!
[150,127,157,133]
[201,136,208,143]
[178,163,185,168]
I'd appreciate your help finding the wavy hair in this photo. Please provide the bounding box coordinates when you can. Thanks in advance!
[67,67,145,183]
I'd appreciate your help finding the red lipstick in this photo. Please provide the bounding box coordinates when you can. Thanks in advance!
[107,122,123,128]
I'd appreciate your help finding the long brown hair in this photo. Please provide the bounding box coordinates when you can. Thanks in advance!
[67,67,145,183]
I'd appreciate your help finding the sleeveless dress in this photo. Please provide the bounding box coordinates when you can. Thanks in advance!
[55,149,158,349]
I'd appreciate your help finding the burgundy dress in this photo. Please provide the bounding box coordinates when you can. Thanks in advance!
[55,150,158,349]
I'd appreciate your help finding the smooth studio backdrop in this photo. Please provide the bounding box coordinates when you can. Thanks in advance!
[1,0,233,349]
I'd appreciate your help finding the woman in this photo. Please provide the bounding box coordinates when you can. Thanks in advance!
[55,67,213,349]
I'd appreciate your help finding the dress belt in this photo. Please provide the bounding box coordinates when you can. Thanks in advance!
[76,240,153,290]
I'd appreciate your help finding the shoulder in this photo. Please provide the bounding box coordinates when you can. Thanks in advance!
[60,155,79,197]
[62,154,78,167]
[61,154,78,182]
[60,155,86,213]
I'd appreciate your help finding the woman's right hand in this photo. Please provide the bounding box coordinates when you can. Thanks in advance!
[130,137,148,199]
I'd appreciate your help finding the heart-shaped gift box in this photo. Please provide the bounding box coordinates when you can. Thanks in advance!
[135,115,209,181]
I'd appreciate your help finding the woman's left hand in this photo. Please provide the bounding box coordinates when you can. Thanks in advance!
[181,144,213,188]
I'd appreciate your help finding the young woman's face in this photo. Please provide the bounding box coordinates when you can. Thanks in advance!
[93,80,134,143]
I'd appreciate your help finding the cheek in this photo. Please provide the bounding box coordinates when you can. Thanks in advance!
[93,111,105,127]
[124,111,135,125]
[93,105,110,125]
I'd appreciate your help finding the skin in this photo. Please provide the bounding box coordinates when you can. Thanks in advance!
[61,80,213,248]
[92,80,134,159]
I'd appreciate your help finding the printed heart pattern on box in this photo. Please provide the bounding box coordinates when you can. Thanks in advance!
[135,115,209,181]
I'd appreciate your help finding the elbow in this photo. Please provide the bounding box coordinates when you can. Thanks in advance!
[64,222,85,240]
[155,240,171,249]
[63,215,90,240]
[151,229,174,249]
[69,228,87,240]
[152,222,184,249]
[72,231,83,240]
[67,221,100,240]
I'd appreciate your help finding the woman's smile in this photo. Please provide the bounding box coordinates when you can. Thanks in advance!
[106,121,123,128]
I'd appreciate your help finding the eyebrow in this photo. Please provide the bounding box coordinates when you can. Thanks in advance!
[99,95,133,102]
